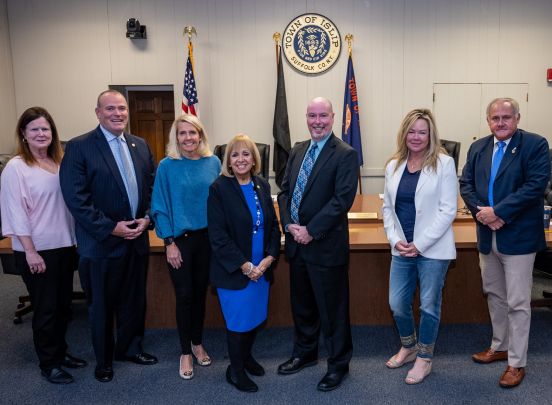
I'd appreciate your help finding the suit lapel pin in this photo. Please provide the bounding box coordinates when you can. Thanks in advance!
[511,147,517,154]
[131,143,136,147]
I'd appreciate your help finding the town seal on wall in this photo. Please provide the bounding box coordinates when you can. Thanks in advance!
[282,13,341,75]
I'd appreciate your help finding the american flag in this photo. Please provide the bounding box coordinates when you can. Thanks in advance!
[182,42,199,116]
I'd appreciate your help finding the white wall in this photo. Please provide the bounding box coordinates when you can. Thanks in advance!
[5,0,552,192]
[0,0,16,153]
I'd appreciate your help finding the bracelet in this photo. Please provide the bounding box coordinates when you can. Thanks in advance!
[243,262,253,276]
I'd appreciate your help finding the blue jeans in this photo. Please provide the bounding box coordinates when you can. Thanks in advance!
[389,255,450,359]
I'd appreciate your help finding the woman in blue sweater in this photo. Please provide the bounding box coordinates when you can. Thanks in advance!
[151,114,221,380]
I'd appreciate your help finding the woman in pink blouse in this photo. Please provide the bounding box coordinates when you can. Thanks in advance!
[0,107,86,384]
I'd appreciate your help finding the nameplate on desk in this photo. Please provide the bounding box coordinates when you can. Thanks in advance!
[348,212,378,220]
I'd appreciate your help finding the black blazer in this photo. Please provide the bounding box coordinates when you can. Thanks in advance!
[208,175,281,290]
[60,126,155,258]
[460,129,550,255]
[278,133,358,266]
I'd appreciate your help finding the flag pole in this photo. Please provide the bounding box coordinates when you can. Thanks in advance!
[184,26,197,70]
[182,26,199,116]
[273,32,281,63]
[345,33,363,195]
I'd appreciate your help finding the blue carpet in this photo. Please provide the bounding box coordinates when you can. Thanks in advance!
[1,271,552,404]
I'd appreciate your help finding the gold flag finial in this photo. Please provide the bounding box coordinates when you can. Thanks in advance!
[273,32,281,44]
[184,26,197,42]
[345,34,353,55]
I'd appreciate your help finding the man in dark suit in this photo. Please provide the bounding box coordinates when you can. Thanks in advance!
[60,90,157,382]
[460,97,550,388]
[277,97,358,391]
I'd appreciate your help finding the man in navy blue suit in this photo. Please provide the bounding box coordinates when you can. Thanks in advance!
[60,90,157,382]
[460,97,550,388]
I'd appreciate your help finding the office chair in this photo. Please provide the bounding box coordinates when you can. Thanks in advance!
[532,148,552,308]
[213,143,271,180]
[440,139,461,173]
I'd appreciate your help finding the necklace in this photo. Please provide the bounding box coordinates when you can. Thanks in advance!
[251,182,261,234]
[407,159,422,173]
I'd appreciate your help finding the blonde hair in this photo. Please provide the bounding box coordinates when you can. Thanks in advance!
[221,134,261,178]
[165,114,212,159]
[386,108,443,173]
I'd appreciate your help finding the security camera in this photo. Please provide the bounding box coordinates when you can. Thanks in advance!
[126,18,147,39]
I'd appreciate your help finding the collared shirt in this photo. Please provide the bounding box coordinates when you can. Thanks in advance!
[99,125,138,208]
[491,136,511,165]
[302,132,331,165]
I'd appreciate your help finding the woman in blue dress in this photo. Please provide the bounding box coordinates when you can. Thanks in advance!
[208,134,281,393]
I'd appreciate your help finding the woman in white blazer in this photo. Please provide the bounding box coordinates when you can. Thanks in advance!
[382,109,457,384]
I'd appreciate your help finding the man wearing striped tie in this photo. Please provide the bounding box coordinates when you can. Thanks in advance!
[460,98,550,388]
[277,97,358,391]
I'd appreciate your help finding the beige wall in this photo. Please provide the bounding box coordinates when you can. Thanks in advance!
[4,0,552,192]
[0,0,16,153]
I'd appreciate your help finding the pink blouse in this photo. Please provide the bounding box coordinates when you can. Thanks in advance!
[0,156,76,252]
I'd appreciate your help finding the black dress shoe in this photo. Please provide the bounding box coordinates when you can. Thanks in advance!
[317,369,348,392]
[226,365,258,392]
[277,357,317,375]
[117,352,158,365]
[244,356,265,376]
[62,353,87,369]
[94,366,113,383]
[41,367,74,384]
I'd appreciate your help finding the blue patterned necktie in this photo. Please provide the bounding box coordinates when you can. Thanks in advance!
[114,136,139,217]
[291,144,317,224]
[488,141,505,207]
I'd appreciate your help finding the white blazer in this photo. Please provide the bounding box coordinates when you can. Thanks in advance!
[382,153,457,260]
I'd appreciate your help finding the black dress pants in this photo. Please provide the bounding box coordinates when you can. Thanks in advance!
[289,248,353,373]
[78,246,148,368]
[168,229,210,355]
[15,246,78,371]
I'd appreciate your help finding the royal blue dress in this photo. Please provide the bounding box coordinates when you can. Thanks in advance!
[217,182,269,332]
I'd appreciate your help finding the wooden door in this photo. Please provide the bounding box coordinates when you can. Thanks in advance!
[128,90,175,164]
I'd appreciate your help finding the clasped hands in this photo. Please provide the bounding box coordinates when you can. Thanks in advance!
[112,217,150,239]
[242,256,275,282]
[476,206,505,231]
[395,240,419,257]
[287,224,313,245]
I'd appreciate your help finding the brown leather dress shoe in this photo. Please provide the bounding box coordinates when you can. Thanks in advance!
[472,348,508,364]
[499,366,525,388]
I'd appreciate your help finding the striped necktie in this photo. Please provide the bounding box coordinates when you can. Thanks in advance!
[291,144,317,224]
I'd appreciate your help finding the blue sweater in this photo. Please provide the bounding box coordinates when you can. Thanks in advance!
[152,155,221,238]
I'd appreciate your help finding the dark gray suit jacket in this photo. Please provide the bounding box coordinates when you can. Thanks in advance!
[278,133,358,266]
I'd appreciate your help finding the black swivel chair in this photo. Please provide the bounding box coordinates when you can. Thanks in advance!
[440,139,461,173]
[532,148,552,308]
[213,143,271,180]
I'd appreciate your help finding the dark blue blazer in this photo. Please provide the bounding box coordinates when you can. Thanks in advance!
[459,129,550,255]
[59,126,155,258]
[208,175,281,290]
[277,133,358,266]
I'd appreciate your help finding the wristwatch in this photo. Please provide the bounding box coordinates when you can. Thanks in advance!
[163,237,175,246]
